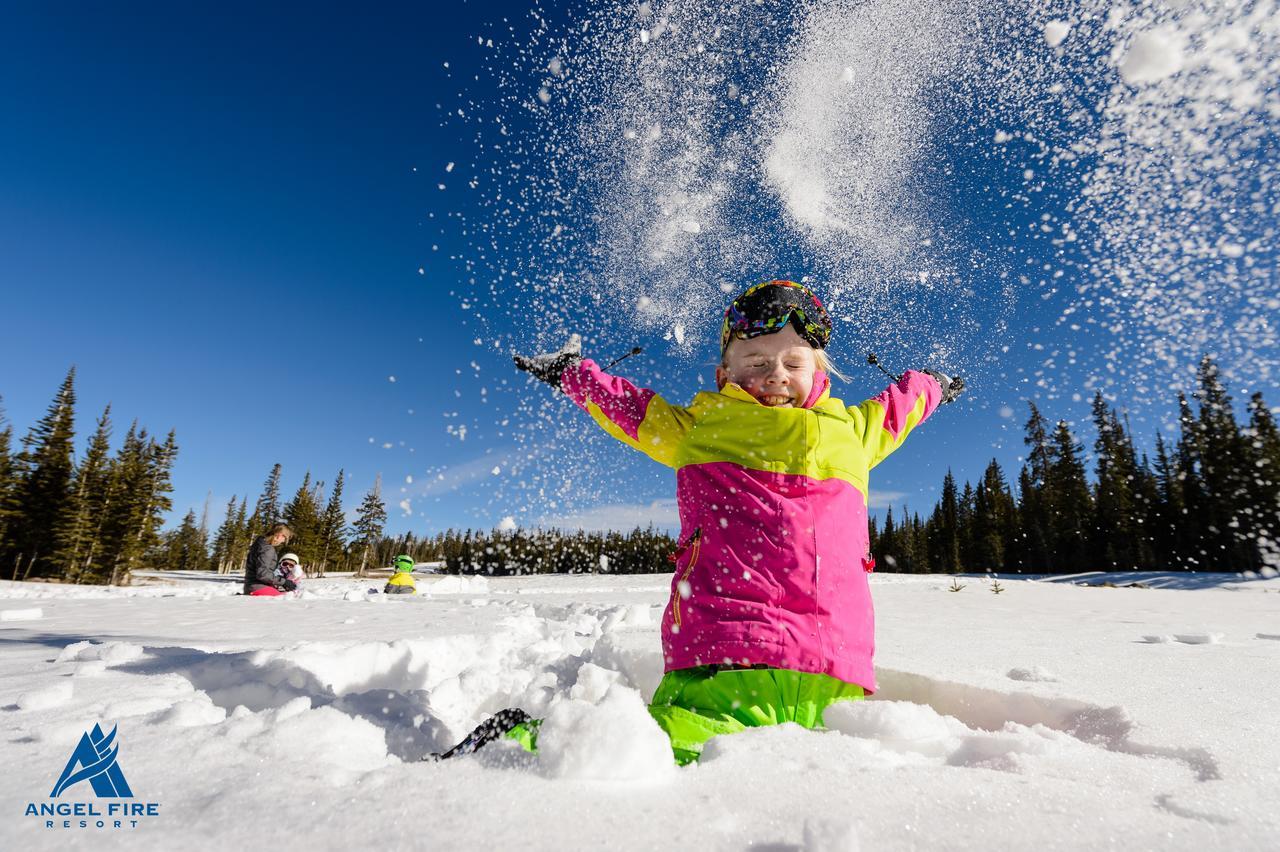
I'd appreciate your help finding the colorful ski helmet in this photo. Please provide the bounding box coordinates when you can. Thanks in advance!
[393,554,414,573]
[720,280,832,353]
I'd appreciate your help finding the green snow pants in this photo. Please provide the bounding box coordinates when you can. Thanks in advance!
[506,667,866,765]
[646,666,866,765]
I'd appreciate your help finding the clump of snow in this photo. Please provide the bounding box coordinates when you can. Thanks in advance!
[568,662,623,703]
[1007,665,1060,683]
[1043,20,1071,47]
[1173,632,1224,645]
[151,695,229,728]
[429,575,490,594]
[824,699,1057,772]
[537,687,674,781]
[16,680,73,711]
[824,699,957,758]
[0,607,42,621]
[57,640,145,665]
[1118,26,1186,85]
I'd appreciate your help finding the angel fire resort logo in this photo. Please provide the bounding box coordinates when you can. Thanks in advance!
[23,723,161,830]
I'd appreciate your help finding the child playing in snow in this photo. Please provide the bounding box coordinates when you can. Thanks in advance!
[437,280,961,764]
[384,554,418,594]
[275,553,305,595]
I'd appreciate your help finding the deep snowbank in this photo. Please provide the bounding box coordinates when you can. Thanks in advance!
[1,571,1277,850]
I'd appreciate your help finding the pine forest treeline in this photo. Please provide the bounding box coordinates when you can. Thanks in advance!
[870,357,1280,574]
[3,357,1277,584]
[0,368,177,585]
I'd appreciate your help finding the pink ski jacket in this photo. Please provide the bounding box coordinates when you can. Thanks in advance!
[561,360,941,693]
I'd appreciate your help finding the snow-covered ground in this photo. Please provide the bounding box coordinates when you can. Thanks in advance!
[2,570,1278,850]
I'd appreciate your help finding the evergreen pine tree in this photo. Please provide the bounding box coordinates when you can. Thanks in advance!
[1017,403,1054,572]
[1090,394,1141,569]
[165,509,208,571]
[282,472,321,571]
[1152,432,1186,567]
[232,497,250,573]
[1245,393,1280,558]
[875,506,899,571]
[56,404,114,582]
[1047,419,1092,570]
[100,427,177,585]
[318,469,348,576]
[1175,392,1207,569]
[251,463,283,534]
[210,495,240,573]
[1193,357,1252,569]
[351,475,387,577]
[972,459,1014,571]
[958,481,976,570]
[931,470,961,573]
[9,367,78,580]
[0,399,19,558]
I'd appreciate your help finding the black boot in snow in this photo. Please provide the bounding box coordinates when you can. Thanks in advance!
[426,708,534,761]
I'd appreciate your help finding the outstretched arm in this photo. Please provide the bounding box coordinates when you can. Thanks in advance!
[514,336,691,467]
[850,370,951,469]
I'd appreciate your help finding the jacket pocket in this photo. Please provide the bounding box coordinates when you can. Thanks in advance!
[668,527,702,631]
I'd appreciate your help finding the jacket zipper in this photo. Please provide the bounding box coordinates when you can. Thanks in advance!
[669,527,702,630]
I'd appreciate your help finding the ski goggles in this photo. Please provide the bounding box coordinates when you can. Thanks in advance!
[720,280,832,352]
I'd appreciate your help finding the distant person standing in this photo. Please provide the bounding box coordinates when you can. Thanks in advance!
[243,524,294,596]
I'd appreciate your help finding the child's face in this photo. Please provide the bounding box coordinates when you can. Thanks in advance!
[716,325,817,408]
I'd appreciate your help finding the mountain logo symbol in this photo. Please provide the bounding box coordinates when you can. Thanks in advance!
[50,723,133,798]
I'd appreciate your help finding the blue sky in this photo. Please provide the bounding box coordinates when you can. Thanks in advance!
[2,2,1275,537]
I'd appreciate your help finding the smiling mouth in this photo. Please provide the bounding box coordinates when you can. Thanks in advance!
[760,394,794,407]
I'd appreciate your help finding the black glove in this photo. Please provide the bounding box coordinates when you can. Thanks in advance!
[923,369,965,405]
[280,579,298,592]
[513,334,582,390]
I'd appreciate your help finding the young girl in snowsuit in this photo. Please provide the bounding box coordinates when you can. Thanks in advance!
[489,280,960,764]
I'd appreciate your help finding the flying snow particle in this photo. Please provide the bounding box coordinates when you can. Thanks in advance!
[994,130,1013,143]
[1119,27,1186,85]
[491,466,501,475]
[497,516,517,532]
[388,376,397,382]
[1043,20,1071,48]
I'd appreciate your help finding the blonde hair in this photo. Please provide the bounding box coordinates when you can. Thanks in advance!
[814,349,848,383]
